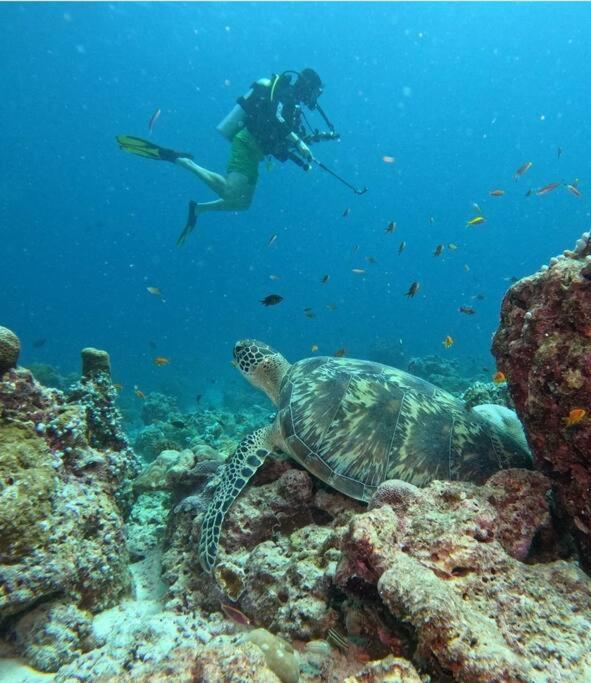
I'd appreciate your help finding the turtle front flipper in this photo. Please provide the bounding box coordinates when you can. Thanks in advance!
[198,425,275,573]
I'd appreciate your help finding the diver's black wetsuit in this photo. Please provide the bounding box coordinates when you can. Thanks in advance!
[240,74,308,164]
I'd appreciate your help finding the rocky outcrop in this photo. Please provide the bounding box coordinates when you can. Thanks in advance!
[336,473,590,682]
[492,231,591,567]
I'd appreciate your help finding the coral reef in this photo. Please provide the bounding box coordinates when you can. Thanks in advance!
[336,472,590,681]
[2,323,589,681]
[460,379,512,410]
[133,400,269,462]
[492,231,591,568]
[406,355,474,394]
[0,362,138,634]
[29,362,77,391]
[0,325,20,375]
[140,391,180,425]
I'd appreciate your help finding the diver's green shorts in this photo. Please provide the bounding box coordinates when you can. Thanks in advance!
[227,129,264,185]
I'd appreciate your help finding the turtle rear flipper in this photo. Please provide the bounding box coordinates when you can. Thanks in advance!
[198,425,275,573]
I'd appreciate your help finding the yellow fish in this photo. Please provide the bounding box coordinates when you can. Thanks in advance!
[311,344,319,353]
[492,371,506,384]
[466,216,486,227]
[442,335,454,349]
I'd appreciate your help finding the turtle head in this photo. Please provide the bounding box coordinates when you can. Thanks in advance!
[233,339,290,405]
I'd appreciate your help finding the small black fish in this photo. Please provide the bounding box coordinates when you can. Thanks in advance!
[459,305,476,315]
[342,208,351,218]
[32,338,47,348]
[170,419,186,429]
[398,241,406,255]
[195,394,203,403]
[474,293,486,301]
[260,294,283,306]
[385,221,397,233]
[303,307,315,319]
[404,281,420,298]
[433,244,444,257]
[321,274,330,284]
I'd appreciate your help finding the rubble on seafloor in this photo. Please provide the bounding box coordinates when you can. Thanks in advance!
[493,230,591,570]
[1,324,591,682]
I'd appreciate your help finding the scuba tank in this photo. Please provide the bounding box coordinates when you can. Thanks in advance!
[216,78,272,140]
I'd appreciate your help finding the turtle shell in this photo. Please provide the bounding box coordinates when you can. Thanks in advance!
[277,357,531,502]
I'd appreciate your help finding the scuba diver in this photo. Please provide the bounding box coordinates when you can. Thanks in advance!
[117,68,342,245]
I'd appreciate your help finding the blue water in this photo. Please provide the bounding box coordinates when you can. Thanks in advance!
[2,2,590,405]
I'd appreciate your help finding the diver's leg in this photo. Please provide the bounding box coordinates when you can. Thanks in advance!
[195,172,255,214]
[175,157,228,196]
[175,173,256,245]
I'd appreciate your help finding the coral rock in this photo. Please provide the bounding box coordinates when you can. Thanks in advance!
[337,473,591,681]
[10,600,95,672]
[81,347,111,379]
[0,325,20,375]
[492,246,591,566]
[343,654,422,683]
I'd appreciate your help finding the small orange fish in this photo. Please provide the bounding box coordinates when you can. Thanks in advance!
[220,602,251,626]
[489,189,505,197]
[382,155,395,164]
[404,281,420,298]
[536,181,561,196]
[442,335,454,349]
[134,385,145,399]
[154,356,170,366]
[334,348,347,357]
[563,408,586,427]
[514,161,533,179]
[492,371,506,384]
[311,344,319,353]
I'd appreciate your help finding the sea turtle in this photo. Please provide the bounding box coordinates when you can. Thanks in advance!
[198,339,531,573]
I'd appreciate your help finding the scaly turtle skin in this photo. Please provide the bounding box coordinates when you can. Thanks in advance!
[198,340,531,573]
